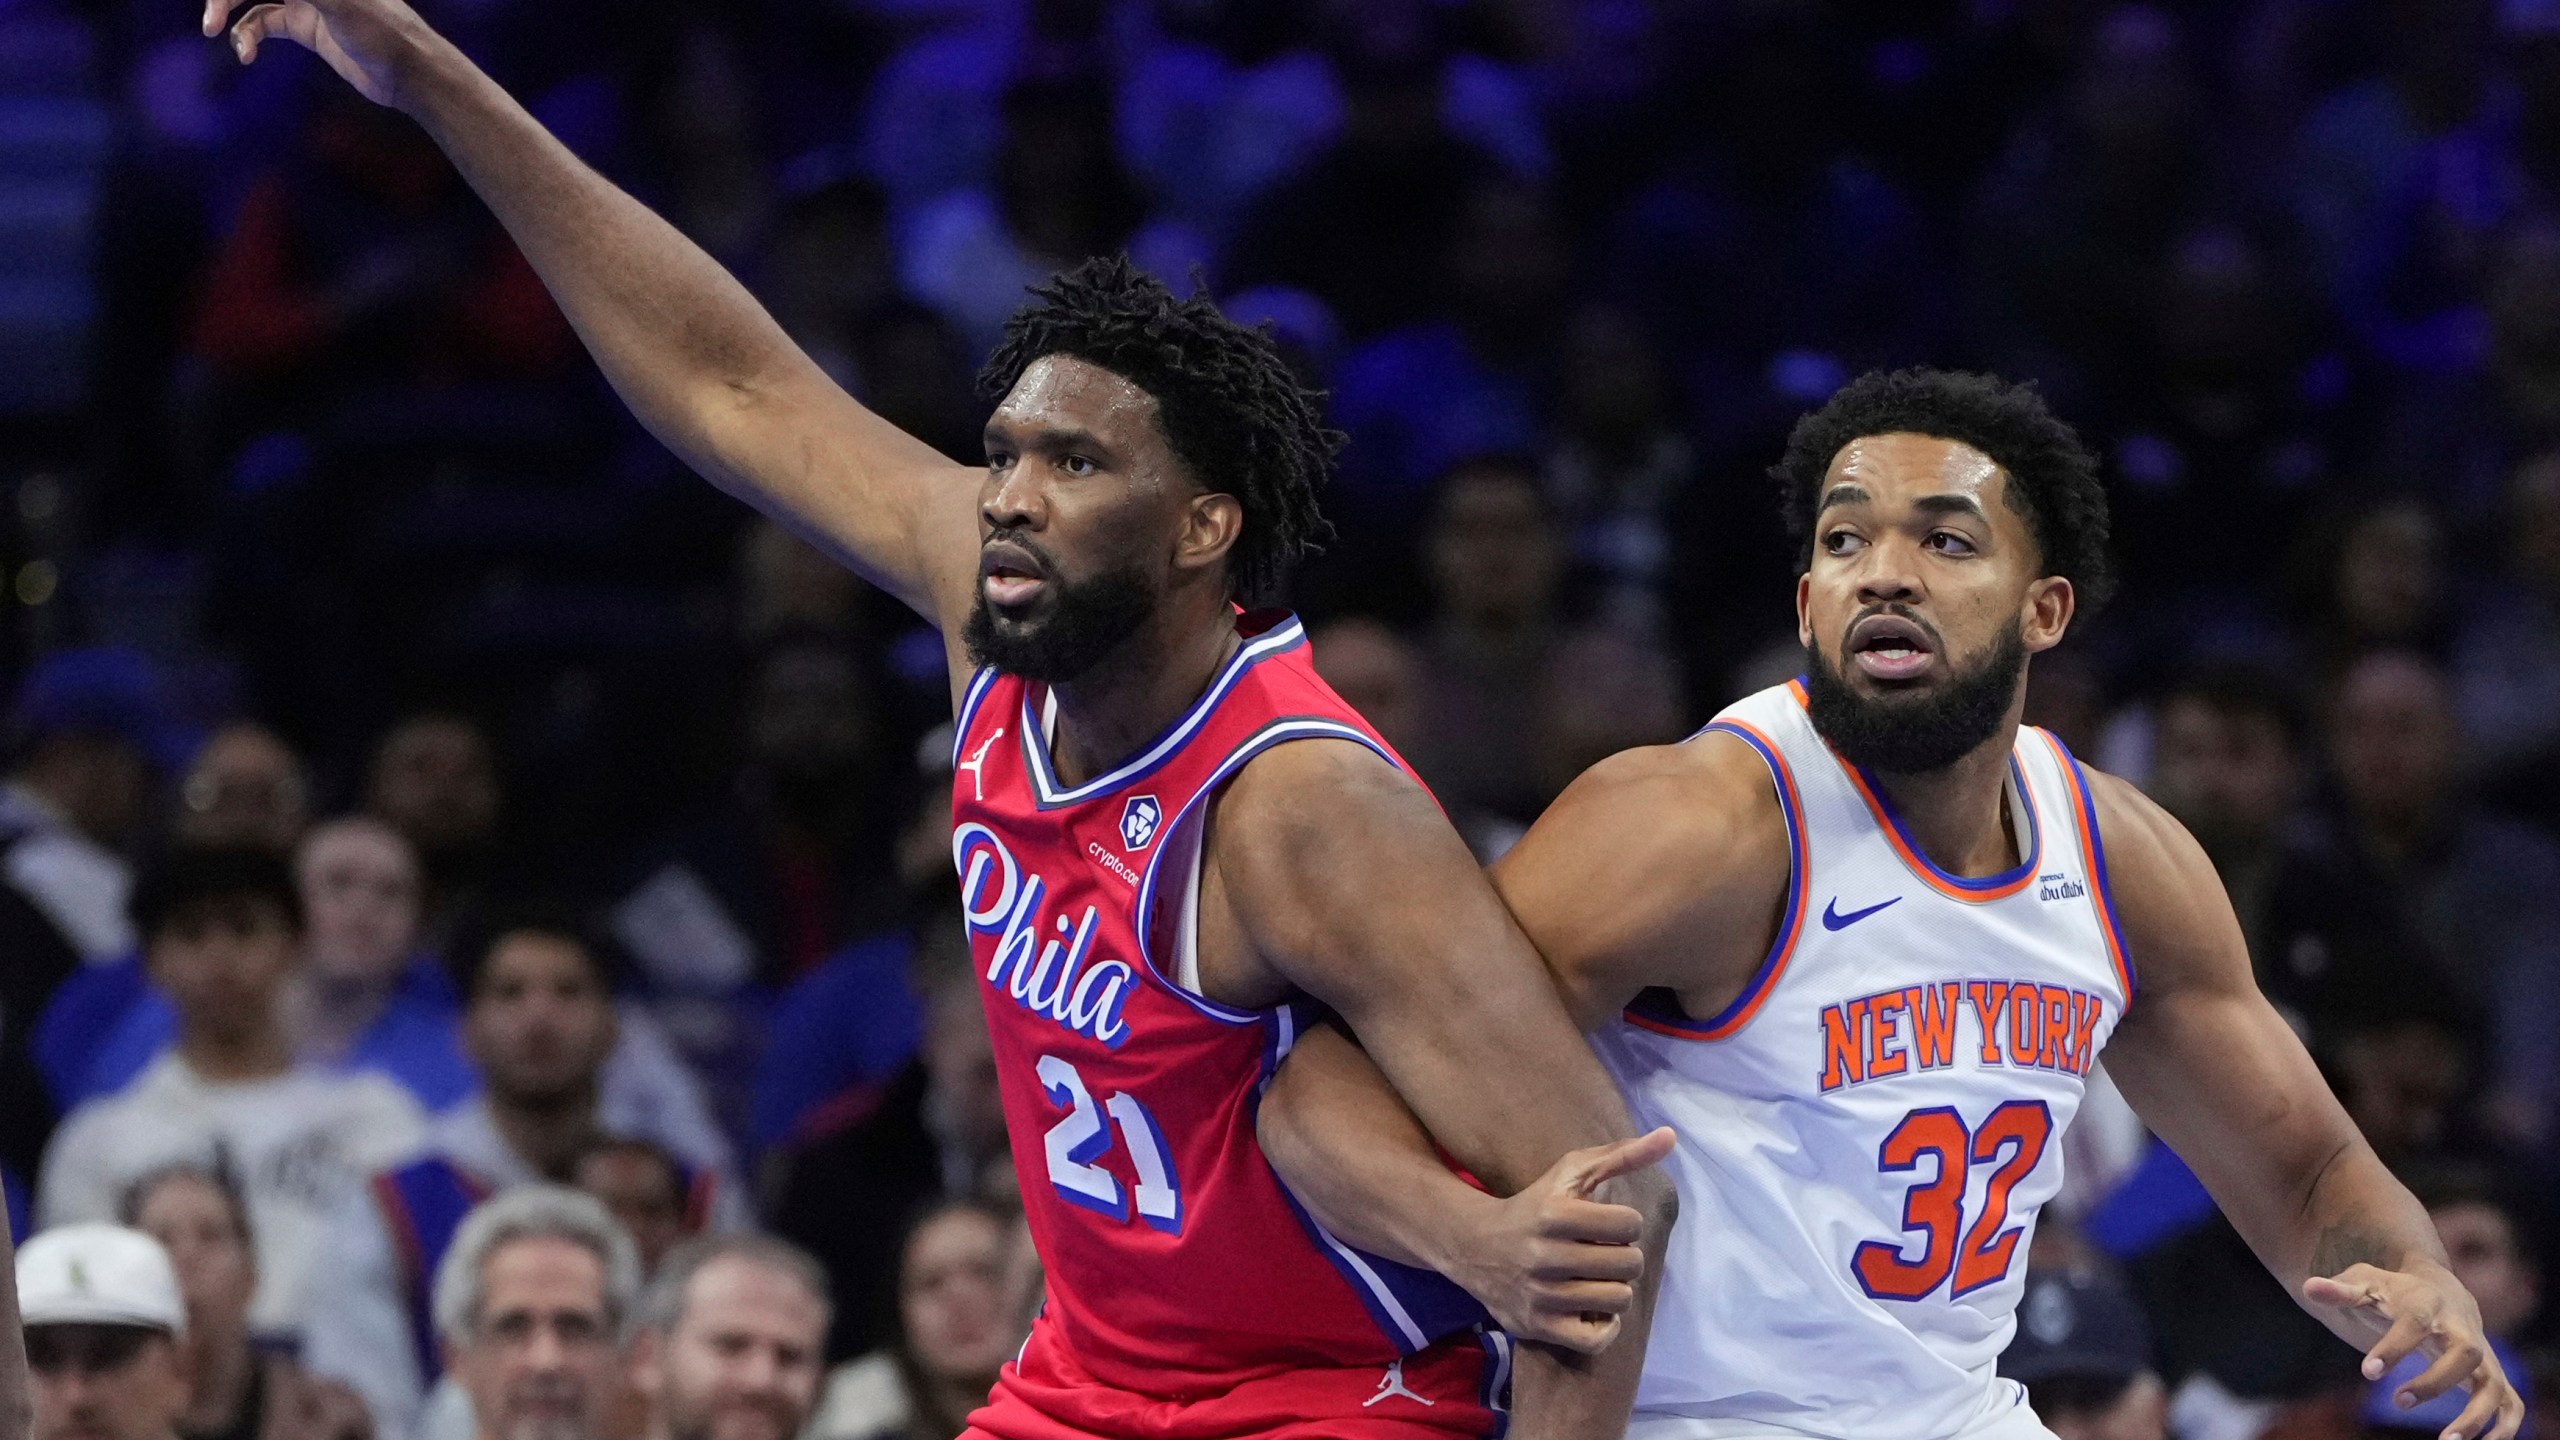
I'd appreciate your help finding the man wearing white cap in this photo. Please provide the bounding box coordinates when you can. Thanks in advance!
[18,1224,189,1440]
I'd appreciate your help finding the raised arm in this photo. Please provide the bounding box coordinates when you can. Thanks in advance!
[2091,771,2523,1440]
[1214,741,1676,1440]
[206,0,980,644]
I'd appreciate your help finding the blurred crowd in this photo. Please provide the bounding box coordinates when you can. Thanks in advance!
[0,0,2555,1437]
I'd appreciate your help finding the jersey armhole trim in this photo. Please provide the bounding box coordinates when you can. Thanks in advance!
[1622,718,1806,1042]
[951,668,1001,766]
[2038,729,2136,1003]
[1130,715,1399,1027]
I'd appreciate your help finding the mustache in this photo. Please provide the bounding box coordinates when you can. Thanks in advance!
[983,527,1060,575]
[1841,603,1944,652]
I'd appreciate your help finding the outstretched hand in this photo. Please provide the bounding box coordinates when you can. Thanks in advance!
[2303,1264,2525,1440]
[201,0,427,108]
[1439,1127,1676,1357]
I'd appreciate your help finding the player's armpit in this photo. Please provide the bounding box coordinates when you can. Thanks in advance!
[1492,734,1792,1032]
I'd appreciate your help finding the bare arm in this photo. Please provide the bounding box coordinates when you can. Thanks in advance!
[1215,741,1675,1440]
[1260,736,1783,1288]
[2092,771,2523,1440]
[207,0,979,646]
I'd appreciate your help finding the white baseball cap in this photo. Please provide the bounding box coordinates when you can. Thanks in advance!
[16,1225,187,1335]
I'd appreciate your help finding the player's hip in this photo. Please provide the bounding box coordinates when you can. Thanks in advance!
[966,1316,1508,1440]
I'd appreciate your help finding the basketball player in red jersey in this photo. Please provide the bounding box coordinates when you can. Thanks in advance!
[1259,371,2523,1440]
[200,1,1678,1436]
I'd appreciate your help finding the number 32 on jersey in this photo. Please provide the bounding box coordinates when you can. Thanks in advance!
[1854,1101,2052,1301]
[1037,1055,1184,1234]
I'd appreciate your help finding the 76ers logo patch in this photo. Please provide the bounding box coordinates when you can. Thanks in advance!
[1120,795,1163,851]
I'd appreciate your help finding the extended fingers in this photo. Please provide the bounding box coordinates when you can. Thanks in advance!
[2362,1309,2433,1381]
[2397,1337,2485,1406]
[2437,1372,2507,1440]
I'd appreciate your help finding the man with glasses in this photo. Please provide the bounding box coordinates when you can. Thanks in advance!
[430,1187,639,1440]
[18,1223,190,1440]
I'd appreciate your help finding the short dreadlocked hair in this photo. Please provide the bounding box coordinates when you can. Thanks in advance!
[977,256,1340,600]
[1774,368,2115,614]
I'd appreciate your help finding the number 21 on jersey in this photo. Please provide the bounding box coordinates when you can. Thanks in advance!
[1854,1100,2052,1301]
[1036,1055,1184,1235]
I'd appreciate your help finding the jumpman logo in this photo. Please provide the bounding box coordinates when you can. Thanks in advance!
[960,729,1007,802]
[1363,1359,1436,1409]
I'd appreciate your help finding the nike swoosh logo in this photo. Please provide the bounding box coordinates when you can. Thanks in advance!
[1822,896,1903,931]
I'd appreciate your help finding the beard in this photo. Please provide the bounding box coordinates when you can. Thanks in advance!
[963,553,1157,682]
[664,1392,804,1440]
[1802,619,2027,775]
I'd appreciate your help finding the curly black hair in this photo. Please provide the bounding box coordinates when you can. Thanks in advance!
[1774,368,2115,613]
[977,255,1340,600]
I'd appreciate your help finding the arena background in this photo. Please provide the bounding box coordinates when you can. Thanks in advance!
[0,0,2552,1435]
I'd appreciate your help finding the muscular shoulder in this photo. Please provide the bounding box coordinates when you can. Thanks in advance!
[1201,737,1506,1005]
[2079,766,2252,1001]
[1493,733,1793,1028]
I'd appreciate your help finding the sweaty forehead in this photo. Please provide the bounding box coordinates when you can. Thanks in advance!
[992,355,1167,448]
[1827,432,2003,498]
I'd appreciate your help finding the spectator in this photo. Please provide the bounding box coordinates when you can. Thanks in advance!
[769,957,1004,1363]
[172,725,310,854]
[629,1236,830,1440]
[1325,176,1566,496]
[1541,304,1696,637]
[37,848,427,1339]
[303,911,738,1440]
[3,648,183,965]
[567,1141,713,1279]
[1224,0,1517,337]
[1999,1267,2169,1440]
[2455,449,2560,777]
[51,818,473,1116]
[1,648,189,1188]
[611,632,904,1038]
[1969,5,2216,399]
[363,714,504,948]
[20,1224,190,1440]
[808,1202,1021,1440]
[429,1189,637,1440]
[896,73,1165,356]
[2287,498,2449,676]
[293,819,473,1111]
[1405,456,1567,824]
[2326,650,2560,1147]
[121,1164,372,1440]
[760,176,895,397]
[2142,664,2453,1047]
[186,83,577,439]
[1528,626,1687,811]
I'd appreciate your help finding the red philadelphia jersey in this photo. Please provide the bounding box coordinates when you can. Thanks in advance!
[949,611,1509,1440]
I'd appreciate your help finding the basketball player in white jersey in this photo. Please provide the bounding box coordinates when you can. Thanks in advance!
[1259,369,2523,1440]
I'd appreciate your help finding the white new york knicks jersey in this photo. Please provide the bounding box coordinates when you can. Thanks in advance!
[1595,679,2134,1440]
